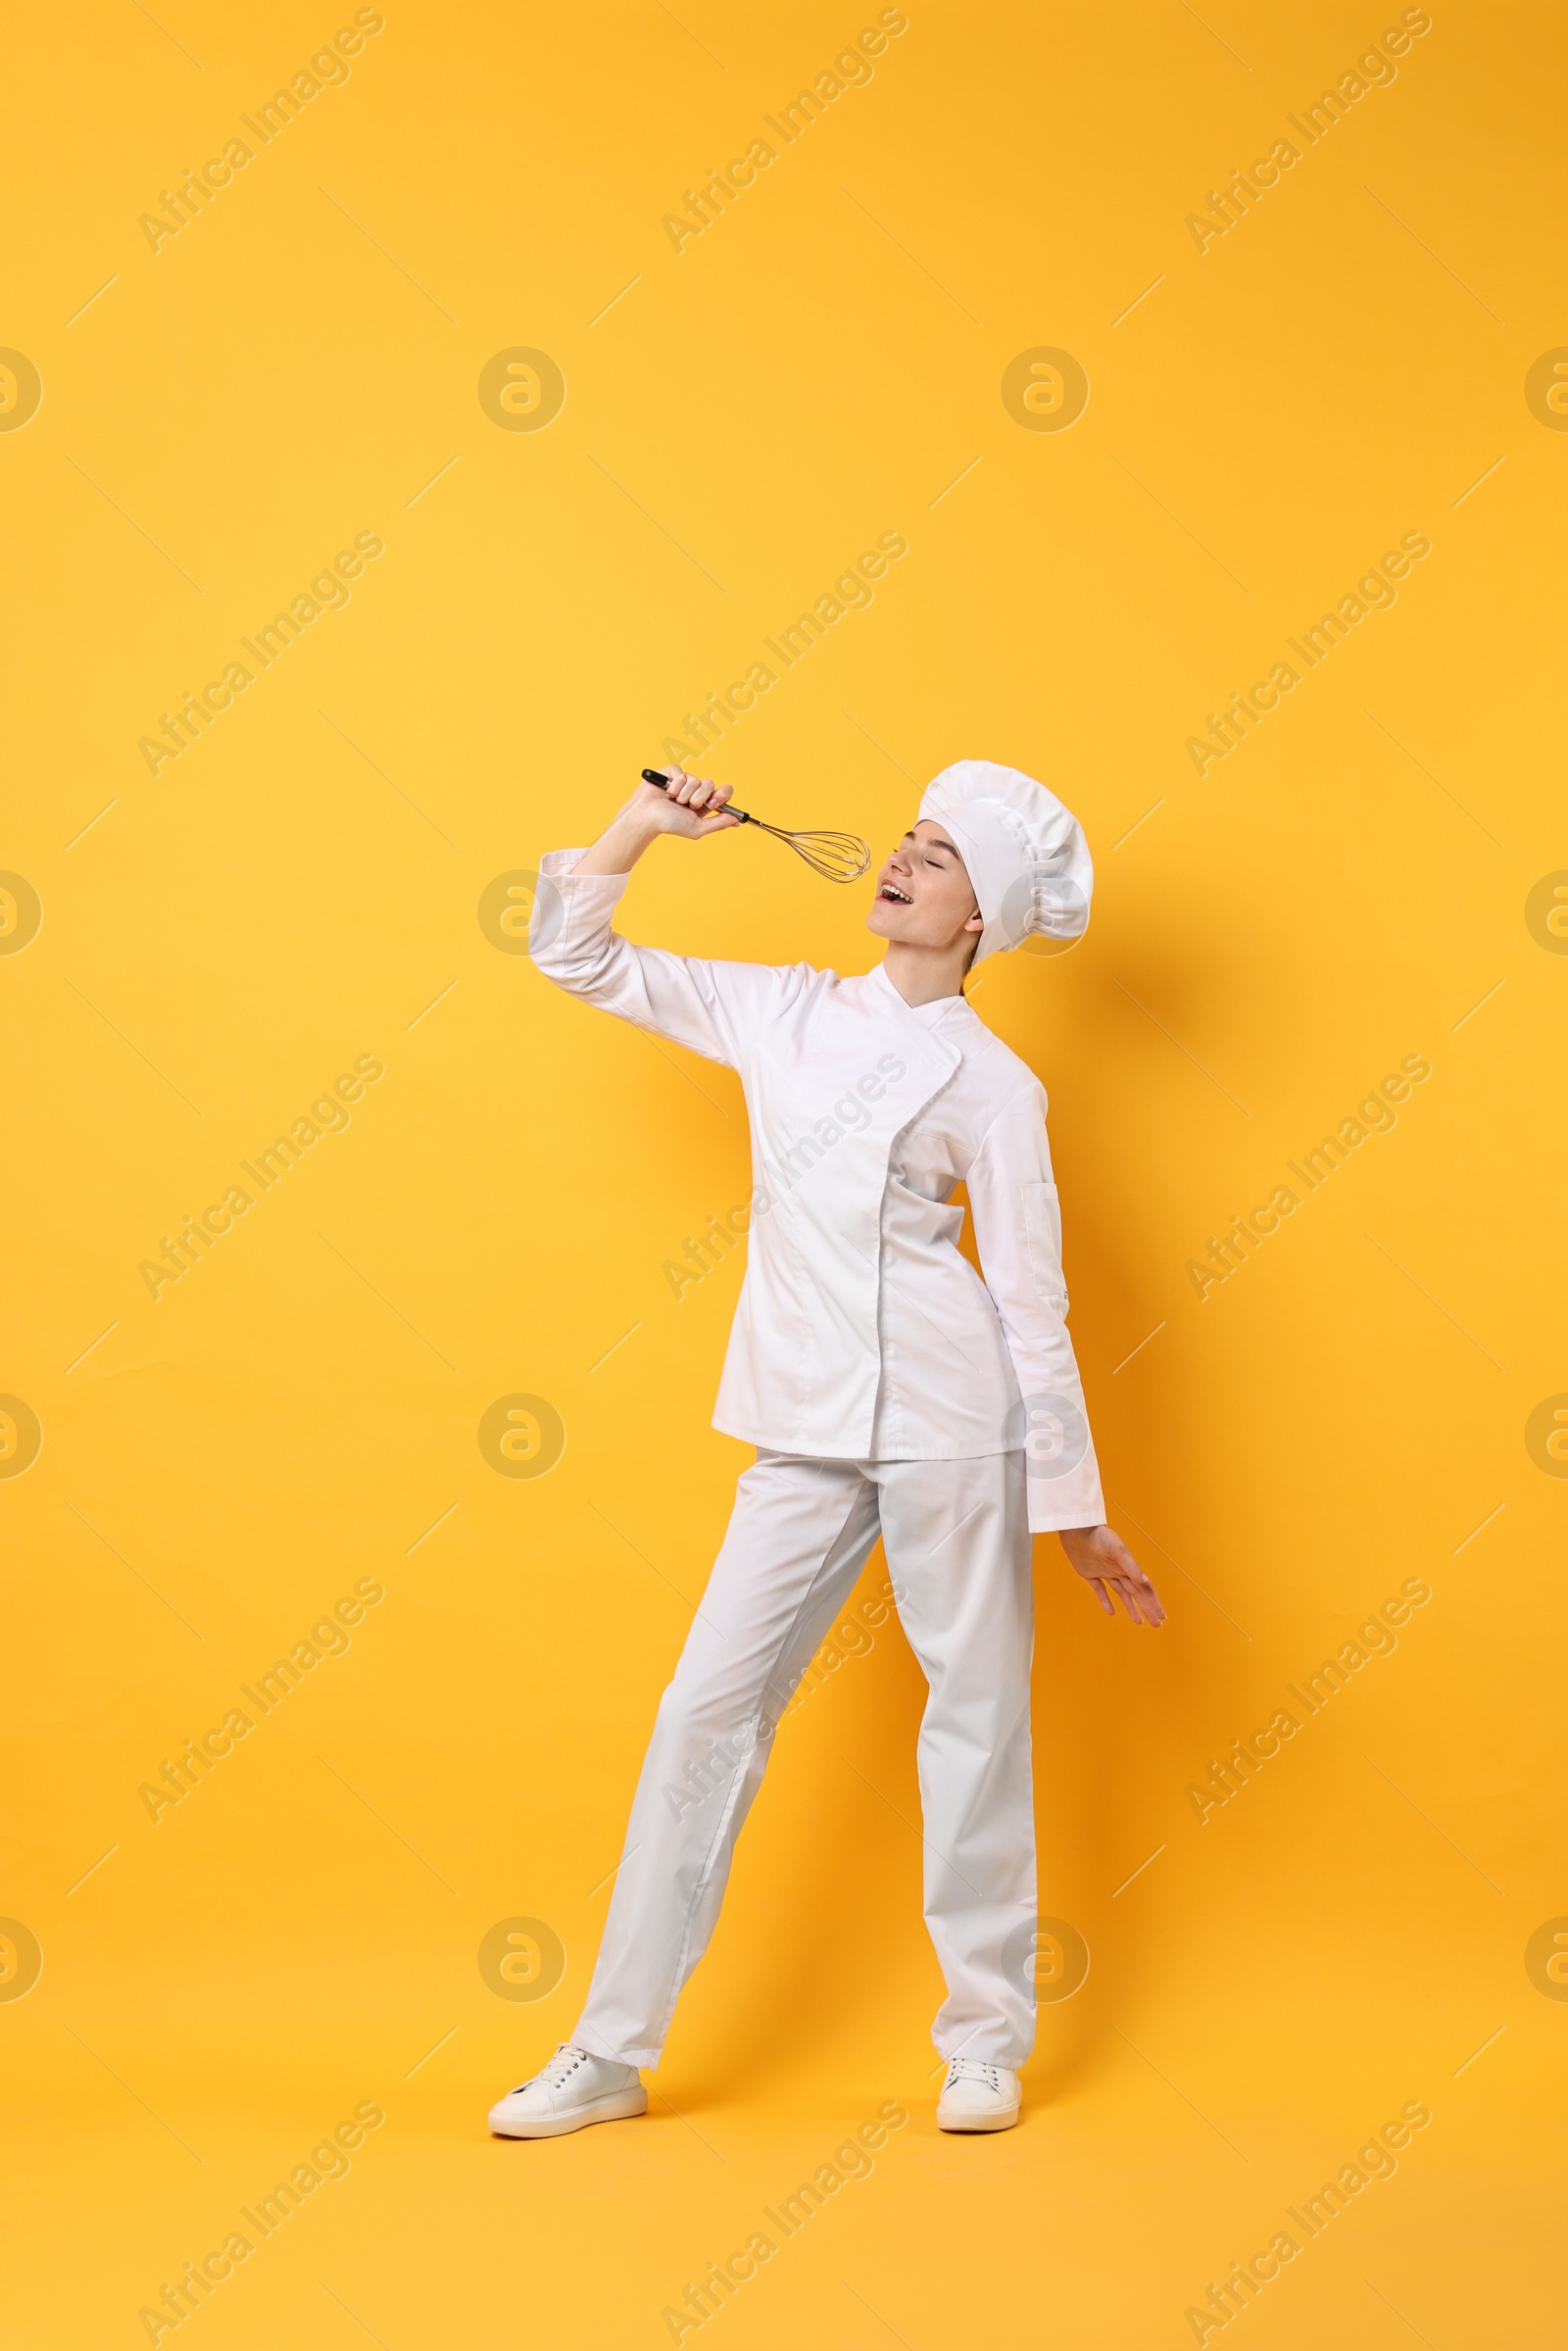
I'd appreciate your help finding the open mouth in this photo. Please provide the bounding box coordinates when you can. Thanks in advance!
[878,885,911,904]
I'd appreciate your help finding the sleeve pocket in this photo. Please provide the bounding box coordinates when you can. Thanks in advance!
[1022,1179,1067,1306]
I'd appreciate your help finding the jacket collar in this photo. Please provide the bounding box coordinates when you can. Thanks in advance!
[863,962,963,1099]
[867,961,973,1038]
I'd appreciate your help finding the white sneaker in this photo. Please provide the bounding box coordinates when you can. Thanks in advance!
[936,2056,1021,2132]
[488,2042,648,2138]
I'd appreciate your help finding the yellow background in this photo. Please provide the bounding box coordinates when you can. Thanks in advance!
[4,2,1564,2343]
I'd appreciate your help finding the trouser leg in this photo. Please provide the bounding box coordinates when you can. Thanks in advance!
[572,1453,881,2069]
[873,1449,1037,2068]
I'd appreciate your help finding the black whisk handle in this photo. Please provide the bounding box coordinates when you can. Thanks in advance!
[637,771,867,882]
[639,768,751,822]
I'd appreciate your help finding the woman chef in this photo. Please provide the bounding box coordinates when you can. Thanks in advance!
[490,759,1164,2140]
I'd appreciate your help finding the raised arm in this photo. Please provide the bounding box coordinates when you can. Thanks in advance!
[572,764,740,876]
[530,765,798,1069]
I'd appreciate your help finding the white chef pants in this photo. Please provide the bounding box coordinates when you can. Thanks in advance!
[571,1447,1038,2070]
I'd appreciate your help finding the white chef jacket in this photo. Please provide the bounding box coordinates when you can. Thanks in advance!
[531,851,1106,1533]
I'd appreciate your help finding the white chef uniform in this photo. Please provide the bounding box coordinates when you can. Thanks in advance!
[530,761,1105,2068]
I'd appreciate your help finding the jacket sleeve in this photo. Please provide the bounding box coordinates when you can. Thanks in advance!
[964,1080,1106,1533]
[528,847,799,1067]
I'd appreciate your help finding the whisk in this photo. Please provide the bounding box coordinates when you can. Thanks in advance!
[639,769,869,884]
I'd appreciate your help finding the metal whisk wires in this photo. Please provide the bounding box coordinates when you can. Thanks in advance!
[744,817,869,882]
[639,770,869,884]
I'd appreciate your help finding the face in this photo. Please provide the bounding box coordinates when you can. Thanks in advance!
[865,819,984,952]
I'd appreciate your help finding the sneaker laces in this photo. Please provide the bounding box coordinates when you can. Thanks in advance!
[945,2057,1003,2091]
[514,2042,591,2093]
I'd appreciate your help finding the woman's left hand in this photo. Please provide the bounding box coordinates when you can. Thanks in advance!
[1058,1524,1166,1626]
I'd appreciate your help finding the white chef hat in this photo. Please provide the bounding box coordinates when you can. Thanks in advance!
[918,759,1094,966]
